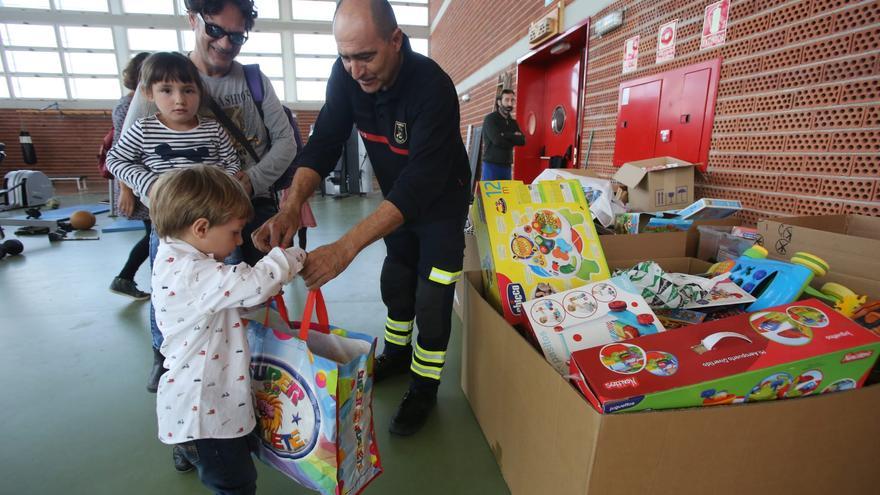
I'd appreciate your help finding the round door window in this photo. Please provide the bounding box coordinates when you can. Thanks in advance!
[551,106,566,134]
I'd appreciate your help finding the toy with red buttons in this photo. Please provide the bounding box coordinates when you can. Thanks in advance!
[521,275,666,376]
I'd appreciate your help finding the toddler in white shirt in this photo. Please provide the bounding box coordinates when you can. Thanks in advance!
[149,165,305,493]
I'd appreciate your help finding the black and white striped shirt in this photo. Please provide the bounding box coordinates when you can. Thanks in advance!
[107,115,240,204]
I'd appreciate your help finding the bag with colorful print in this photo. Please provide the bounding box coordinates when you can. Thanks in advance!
[246,290,382,495]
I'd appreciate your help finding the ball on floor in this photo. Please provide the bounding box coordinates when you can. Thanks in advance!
[69,211,96,230]
[3,239,23,256]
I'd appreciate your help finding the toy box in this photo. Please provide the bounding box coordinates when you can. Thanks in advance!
[676,198,742,221]
[614,212,692,234]
[522,275,665,376]
[570,299,880,414]
[471,180,611,326]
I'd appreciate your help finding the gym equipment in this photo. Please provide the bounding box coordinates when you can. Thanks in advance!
[1,170,55,210]
[101,219,146,233]
[0,244,5,259]
[5,204,108,222]
[69,210,96,230]
[3,239,23,256]
[19,130,37,165]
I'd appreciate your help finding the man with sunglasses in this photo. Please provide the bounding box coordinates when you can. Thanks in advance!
[123,0,295,267]
[254,0,470,437]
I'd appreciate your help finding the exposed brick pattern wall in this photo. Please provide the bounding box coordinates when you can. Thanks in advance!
[430,0,573,85]
[0,108,319,194]
[581,0,880,221]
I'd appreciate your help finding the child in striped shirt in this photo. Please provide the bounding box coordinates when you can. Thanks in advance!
[107,52,240,206]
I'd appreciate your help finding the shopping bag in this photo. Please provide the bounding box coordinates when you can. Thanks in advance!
[247,290,382,495]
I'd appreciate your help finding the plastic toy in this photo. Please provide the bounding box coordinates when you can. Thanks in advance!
[570,299,880,414]
[721,245,830,311]
[853,301,880,332]
[608,301,662,339]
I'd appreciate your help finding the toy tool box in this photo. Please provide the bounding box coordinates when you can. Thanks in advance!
[570,299,880,414]
[521,275,666,376]
[471,180,611,326]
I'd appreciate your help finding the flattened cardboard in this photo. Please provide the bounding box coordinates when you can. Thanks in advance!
[613,157,695,212]
[462,271,880,495]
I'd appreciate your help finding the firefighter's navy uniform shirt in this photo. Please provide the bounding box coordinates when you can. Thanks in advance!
[294,36,471,224]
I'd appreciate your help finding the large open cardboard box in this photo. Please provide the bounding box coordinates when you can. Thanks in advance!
[460,227,880,494]
[613,157,695,212]
[757,215,880,299]
[461,271,880,495]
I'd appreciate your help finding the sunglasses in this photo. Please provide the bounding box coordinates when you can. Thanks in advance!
[199,13,248,46]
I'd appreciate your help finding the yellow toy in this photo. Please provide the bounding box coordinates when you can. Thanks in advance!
[471,179,611,327]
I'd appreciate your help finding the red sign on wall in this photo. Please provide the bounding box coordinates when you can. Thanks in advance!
[656,20,677,64]
[700,0,730,50]
[622,35,640,74]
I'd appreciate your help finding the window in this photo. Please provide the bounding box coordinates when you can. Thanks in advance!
[0,82,9,98]
[11,77,67,98]
[270,79,284,100]
[6,51,62,74]
[69,77,120,99]
[59,26,114,49]
[128,28,179,51]
[391,4,428,26]
[56,0,108,12]
[64,53,118,75]
[255,0,280,19]
[240,32,282,54]
[181,30,195,52]
[0,0,50,8]
[410,38,428,56]
[296,80,326,101]
[291,1,336,21]
[295,57,335,78]
[0,24,57,48]
[123,0,174,15]
[293,33,336,55]
[236,56,283,78]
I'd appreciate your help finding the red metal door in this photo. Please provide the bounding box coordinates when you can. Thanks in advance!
[613,79,662,166]
[655,68,711,165]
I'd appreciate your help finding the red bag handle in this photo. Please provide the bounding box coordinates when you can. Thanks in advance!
[263,290,330,341]
[298,289,330,340]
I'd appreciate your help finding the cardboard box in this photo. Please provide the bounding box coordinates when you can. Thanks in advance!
[461,271,880,495]
[470,180,611,327]
[571,299,880,414]
[613,157,695,212]
[757,215,880,298]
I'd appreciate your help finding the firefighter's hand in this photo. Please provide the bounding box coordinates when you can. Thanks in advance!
[252,207,300,252]
[300,241,355,290]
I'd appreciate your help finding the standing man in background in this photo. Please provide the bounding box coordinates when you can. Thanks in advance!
[480,89,525,180]
[253,0,470,437]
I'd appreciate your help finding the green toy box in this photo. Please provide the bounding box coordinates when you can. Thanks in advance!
[471,180,611,327]
[570,299,880,413]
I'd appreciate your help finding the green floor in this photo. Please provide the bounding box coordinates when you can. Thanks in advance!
[0,192,509,495]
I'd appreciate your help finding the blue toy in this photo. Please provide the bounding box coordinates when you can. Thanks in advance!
[608,300,662,339]
[725,246,830,312]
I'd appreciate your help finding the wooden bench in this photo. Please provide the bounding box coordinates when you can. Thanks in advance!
[49,176,88,192]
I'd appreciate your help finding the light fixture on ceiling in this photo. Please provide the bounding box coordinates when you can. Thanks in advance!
[550,41,571,55]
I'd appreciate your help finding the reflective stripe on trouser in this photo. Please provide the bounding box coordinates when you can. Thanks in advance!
[384,317,414,347]
[428,266,462,285]
[411,341,446,381]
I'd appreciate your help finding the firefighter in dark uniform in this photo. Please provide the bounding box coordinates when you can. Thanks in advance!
[253,0,470,436]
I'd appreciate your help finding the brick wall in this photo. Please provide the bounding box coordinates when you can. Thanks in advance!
[0,108,319,194]
[0,109,112,193]
[435,0,880,223]
[430,0,574,85]
[582,0,880,223]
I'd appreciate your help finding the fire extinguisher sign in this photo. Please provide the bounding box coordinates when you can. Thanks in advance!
[656,20,678,64]
[622,35,640,75]
[701,0,730,50]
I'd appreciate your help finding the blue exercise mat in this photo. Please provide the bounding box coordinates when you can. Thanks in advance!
[8,204,109,221]
[102,219,147,233]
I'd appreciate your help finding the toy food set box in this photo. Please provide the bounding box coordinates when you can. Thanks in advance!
[614,212,692,235]
[471,180,612,326]
[521,275,666,376]
[569,299,880,414]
